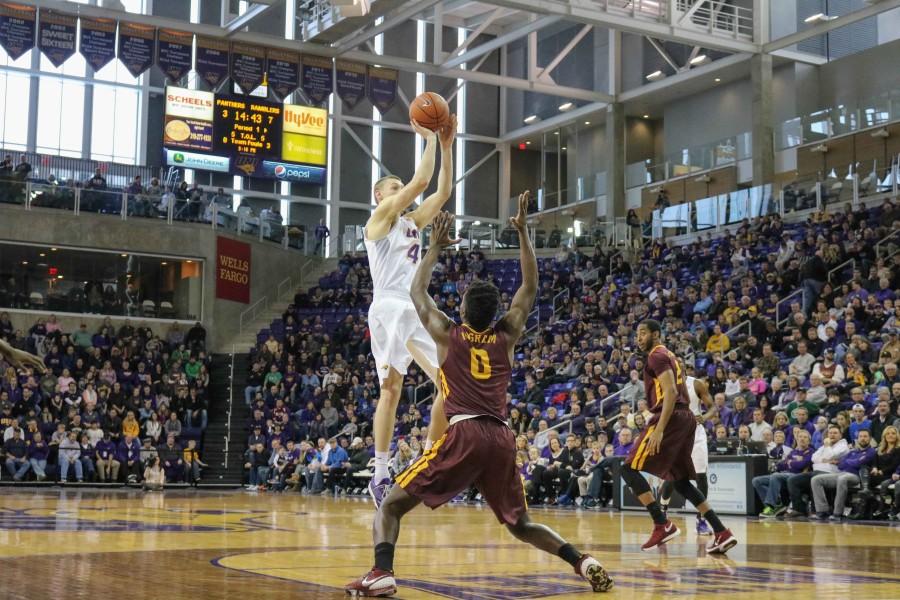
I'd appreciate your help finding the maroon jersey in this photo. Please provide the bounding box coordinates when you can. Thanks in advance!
[644,344,690,413]
[438,324,510,422]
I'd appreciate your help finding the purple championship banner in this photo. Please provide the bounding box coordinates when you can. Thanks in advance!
[301,54,333,105]
[118,22,156,77]
[156,29,193,83]
[79,17,116,71]
[195,36,229,90]
[0,2,36,60]
[266,47,300,101]
[37,10,76,68]
[230,42,265,95]
[335,59,367,109]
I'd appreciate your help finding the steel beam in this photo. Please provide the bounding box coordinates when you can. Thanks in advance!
[441,15,562,70]
[646,37,681,73]
[501,101,609,143]
[341,122,392,177]
[334,0,443,54]
[618,52,752,102]
[536,24,592,83]
[485,0,758,53]
[224,0,284,36]
[454,148,499,185]
[764,0,900,53]
[448,7,504,57]
[341,49,613,102]
[677,0,707,25]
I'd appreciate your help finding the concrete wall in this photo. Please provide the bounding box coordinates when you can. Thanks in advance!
[0,205,308,351]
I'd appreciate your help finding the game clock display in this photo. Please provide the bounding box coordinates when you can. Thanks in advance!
[163,86,327,184]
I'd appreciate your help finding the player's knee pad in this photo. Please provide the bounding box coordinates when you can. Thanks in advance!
[621,465,651,495]
[673,479,706,508]
[659,480,675,501]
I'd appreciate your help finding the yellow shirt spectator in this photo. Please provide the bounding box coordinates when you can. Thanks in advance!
[706,327,730,353]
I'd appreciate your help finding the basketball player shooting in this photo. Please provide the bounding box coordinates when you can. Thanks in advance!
[345,195,613,597]
[364,113,457,508]
[658,373,716,535]
[620,320,737,553]
[0,338,45,373]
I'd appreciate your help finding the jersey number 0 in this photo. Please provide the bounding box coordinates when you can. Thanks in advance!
[470,348,492,380]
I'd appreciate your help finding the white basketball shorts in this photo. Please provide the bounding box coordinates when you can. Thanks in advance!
[368,292,439,384]
[691,422,709,474]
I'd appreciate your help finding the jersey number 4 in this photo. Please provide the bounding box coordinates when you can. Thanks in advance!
[407,244,420,264]
[470,348,492,380]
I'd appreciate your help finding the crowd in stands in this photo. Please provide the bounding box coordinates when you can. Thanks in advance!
[0,315,209,487]
[240,198,900,521]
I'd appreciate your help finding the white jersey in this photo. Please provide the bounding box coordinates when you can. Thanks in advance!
[685,376,702,416]
[364,214,421,298]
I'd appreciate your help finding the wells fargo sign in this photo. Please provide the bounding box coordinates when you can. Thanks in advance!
[216,236,251,303]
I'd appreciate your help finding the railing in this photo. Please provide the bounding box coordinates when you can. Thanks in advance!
[414,380,436,407]
[876,227,900,260]
[724,319,752,341]
[239,296,270,335]
[1,179,325,257]
[776,289,803,329]
[523,307,541,338]
[552,288,570,318]
[827,258,856,284]
[276,276,294,302]
[775,94,900,151]
[676,0,754,39]
[534,388,627,443]
[224,345,235,470]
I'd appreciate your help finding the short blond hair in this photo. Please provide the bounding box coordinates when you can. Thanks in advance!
[373,175,401,194]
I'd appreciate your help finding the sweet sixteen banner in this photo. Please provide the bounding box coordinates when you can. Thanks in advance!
[216,237,251,304]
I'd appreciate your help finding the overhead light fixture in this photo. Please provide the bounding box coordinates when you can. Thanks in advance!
[811,144,829,153]
[57,275,63,279]
[161,261,168,265]
[186,260,193,263]
[714,78,721,82]
[50,247,57,251]
[871,128,889,139]
[694,174,712,183]
[584,121,590,125]
[690,54,709,66]
[642,114,649,119]
[646,70,665,81]
[523,115,540,124]
[526,141,532,145]
[554,131,559,135]
[558,102,574,112]
[120,253,127,257]
[473,220,481,226]
[804,13,837,23]
[21,261,28,265]
[562,147,567,150]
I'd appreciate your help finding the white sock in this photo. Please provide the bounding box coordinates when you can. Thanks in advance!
[374,452,390,482]
[424,439,433,452]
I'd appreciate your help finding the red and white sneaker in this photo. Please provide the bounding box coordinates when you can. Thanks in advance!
[574,554,614,592]
[641,520,681,551]
[344,568,396,597]
[706,528,738,554]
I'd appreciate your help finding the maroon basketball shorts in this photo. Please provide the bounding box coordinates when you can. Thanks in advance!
[626,407,697,481]
[396,416,527,526]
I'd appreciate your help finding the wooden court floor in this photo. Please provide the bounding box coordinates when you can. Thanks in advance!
[0,488,897,599]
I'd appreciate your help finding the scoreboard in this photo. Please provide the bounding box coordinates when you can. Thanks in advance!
[163,86,327,184]
[214,96,282,159]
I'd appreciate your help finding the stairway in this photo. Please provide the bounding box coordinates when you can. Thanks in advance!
[200,353,250,487]
[222,257,339,353]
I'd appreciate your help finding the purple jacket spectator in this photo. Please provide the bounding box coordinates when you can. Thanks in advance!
[837,447,875,473]
[614,441,634,457]
[775,446,813,473]
[27,439,49,461]
[116,438,141,464]
[95,439,117,460]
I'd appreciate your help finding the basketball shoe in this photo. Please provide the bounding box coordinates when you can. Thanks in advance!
[368,478,392,510]
[696,515,713,535]
[641,520,681,551]
[706,528,738,554]
[574,554,614,592]
[345,567,396,597]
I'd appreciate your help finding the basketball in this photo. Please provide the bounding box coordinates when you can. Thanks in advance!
[409,91,450,131]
